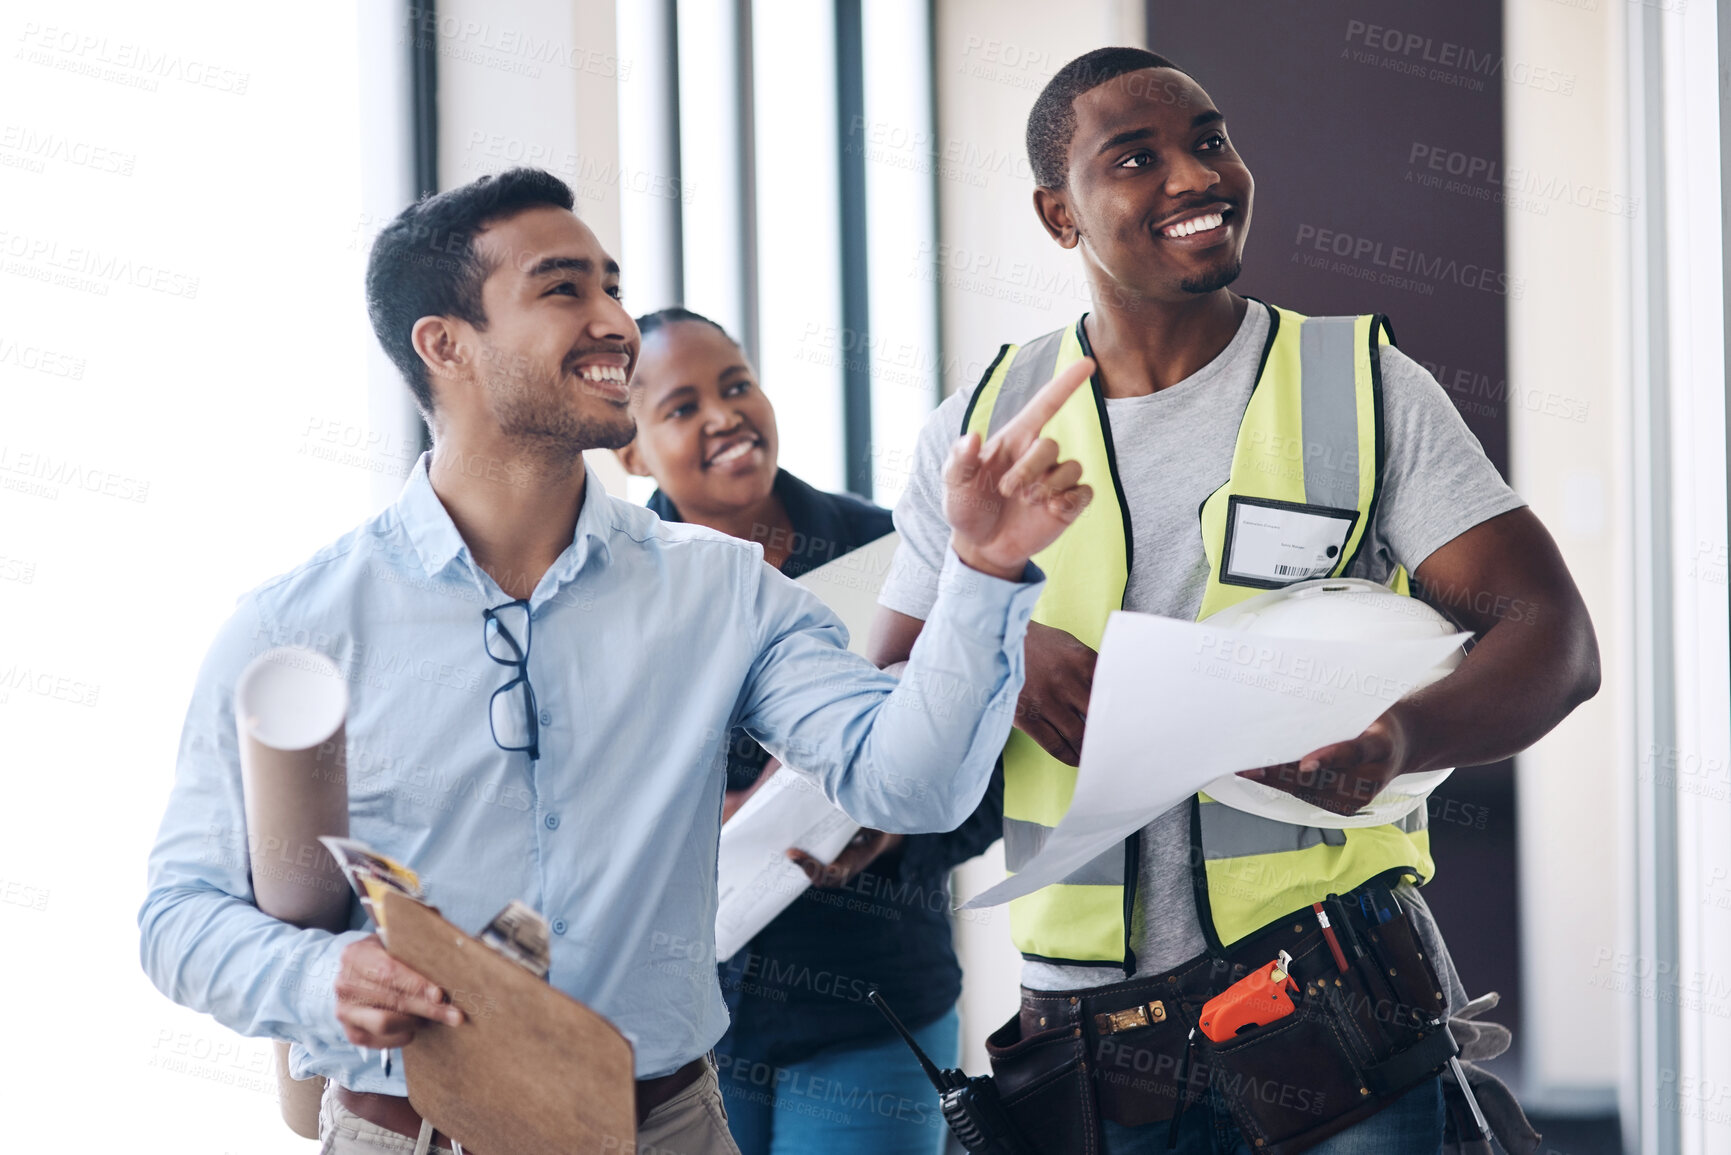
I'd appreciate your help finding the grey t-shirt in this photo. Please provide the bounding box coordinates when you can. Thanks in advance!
[878,300,1524,992]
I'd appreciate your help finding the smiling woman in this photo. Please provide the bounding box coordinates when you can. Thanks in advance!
[616,309,793,562]
[615,305,1003,1155]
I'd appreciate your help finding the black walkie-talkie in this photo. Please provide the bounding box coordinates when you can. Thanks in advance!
[868,988,1035,1155]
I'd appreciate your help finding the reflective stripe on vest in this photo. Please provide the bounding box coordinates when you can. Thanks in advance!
[967,306,1431,963]
[1197,798,1430,860]
[1196,796,1432,944]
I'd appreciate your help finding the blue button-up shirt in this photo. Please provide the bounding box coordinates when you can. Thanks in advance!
[139,455,1038,1087]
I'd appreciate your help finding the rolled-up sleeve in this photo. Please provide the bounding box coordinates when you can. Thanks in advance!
[137,596,365,1064]
[736,547,1041,833]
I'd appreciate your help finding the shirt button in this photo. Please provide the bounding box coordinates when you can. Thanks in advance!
[545,813,560,830]
[539,708,552,725]
[552,919,567,935]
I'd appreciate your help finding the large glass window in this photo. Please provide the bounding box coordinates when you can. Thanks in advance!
[752,0,846,491]
[0,4,394,1149]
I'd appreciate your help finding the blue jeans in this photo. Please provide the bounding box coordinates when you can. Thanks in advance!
[1100,1076,1444,1155]
[717,1005,958,1155]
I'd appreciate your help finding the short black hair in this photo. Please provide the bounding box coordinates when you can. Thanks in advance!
[365,167,576,415]
[1026,47,1188,190]
[635,305,735,344]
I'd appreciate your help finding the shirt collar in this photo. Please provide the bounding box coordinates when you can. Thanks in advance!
[397,454,468,578]
[545,461,615,587]
[396,452,615,592]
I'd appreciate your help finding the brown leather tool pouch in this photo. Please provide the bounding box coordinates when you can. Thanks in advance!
[1189,893,1459,1155]
[1197,994,1378,1153]
[1080,957,1222,1127]
[1087,995,1196,1127]
[1362,899,1449,1022]
[985,1010,1100,1155]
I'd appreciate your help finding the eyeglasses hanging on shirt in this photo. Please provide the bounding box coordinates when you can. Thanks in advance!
[483,599,539,762]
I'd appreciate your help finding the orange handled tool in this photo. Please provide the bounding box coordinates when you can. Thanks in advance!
[1199,951,1300,1043]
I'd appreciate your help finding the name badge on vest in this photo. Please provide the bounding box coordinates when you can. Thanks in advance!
[1220,496,1360,588]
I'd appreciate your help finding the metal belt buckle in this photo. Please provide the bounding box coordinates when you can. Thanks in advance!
[1098,1000,1167,1035]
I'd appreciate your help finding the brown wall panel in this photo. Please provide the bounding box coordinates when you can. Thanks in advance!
[1149,0,1513,472]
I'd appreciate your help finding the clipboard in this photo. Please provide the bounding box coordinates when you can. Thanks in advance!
[380,889,637,1154]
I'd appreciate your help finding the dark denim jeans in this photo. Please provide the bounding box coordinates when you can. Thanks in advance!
[1100,1076,1445,1155]
[720,1006,958,1155]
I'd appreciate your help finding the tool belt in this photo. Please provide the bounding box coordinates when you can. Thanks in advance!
[983,953,1222,1153]
[982,880,1459,1155]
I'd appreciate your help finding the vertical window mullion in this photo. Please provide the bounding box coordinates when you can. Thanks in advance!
[835,0,872,498]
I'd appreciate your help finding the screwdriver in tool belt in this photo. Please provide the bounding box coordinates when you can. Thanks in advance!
[1449,1056,1493,1140]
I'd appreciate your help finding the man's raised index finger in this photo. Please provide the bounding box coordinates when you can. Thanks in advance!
[990,357,1095,449]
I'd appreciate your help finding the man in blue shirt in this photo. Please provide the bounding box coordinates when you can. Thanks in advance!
[138,167,1095,1154]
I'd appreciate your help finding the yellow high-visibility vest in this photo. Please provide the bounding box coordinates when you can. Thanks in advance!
[965,305,1434,968]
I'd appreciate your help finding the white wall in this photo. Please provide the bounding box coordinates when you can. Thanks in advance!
[1504,0,1629,1112]
[434,0,631,496]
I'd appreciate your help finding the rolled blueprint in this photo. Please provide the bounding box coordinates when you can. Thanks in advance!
[235,646,351,1139]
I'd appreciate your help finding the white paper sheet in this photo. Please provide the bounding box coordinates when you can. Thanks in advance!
[790,531,901,656]
[962,610,1469,909]
[714,769,860,961]
[711,534,901,959]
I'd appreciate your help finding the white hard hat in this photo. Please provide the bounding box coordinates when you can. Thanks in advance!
[1199,578,1463,829]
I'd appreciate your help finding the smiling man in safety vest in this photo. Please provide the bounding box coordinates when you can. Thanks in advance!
[869,47,1599,1155]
